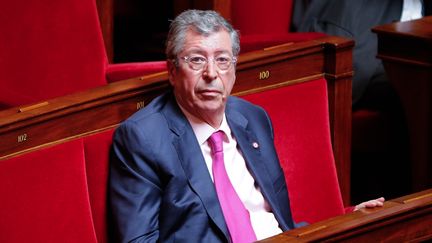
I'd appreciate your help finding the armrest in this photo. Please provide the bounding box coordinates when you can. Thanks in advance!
[240,32,326,53]
[259,189,432,242]
[105,61,167,82]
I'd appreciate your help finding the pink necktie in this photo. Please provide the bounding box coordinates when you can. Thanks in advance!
[208,131,257,243]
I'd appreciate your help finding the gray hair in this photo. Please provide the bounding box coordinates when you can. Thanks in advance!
[165,9,240,60]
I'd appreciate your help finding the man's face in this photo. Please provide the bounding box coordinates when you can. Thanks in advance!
[168,28,236,123]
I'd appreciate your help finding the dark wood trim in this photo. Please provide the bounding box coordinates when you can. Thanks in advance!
[372,16,432,193]
[172,0,232,20]
[96,0,114,63]
[259,189,432,242]
[323,37,354,206]
[212,0,232,21]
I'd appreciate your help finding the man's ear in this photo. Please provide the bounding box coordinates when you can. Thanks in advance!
[167,60,176,86]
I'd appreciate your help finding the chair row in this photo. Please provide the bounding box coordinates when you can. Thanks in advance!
[1,0,322,111]
[0,37,354,242]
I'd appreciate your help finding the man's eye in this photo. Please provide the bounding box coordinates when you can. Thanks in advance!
[189,56,206,64]
[216,57,230,63]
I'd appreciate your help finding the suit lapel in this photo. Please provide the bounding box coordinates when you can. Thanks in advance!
[226,108,289,231]
[162,96,230,240]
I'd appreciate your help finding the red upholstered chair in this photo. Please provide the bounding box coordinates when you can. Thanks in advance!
[83,129,116,243]
[230,0,325,53]
[0,140,98,243]
[0,0,166,109]
[242,78,347,224]
[231,1,410,203]
[0,128,116,243]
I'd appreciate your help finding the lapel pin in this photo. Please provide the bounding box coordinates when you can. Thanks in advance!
[252,142,259,149]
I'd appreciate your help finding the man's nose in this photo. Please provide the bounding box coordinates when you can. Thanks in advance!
[202,60,218,81]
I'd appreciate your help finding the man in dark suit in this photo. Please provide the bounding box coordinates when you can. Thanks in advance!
[292,0,426,107]
[109,10,296,242]
[109,9,384,243]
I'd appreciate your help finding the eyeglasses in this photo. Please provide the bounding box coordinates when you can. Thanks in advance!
[178,55,237,71]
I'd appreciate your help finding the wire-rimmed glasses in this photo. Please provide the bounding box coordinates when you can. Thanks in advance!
[179,55,237,71]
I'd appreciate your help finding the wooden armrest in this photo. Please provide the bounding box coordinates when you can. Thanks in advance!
[259,189,432,242]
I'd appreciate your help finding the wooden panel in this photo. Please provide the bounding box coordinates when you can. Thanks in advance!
[96,0,114,62]
[259,189,432,242]
[172,0,232,21]
[323,38,354,206]
[0,72,169,160]
[0,36,354,204]
[372,16,432,193]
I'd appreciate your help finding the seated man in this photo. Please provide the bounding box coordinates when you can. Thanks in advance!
[292,0,427,107]
[109,9,384,243]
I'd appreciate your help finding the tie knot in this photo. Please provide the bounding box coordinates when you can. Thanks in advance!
[208,131,224,153]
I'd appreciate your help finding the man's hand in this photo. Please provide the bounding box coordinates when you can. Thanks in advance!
[354,197,385,211]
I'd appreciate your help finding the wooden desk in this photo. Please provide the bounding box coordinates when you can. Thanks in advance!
[372,16,432,192]
[260,189,432,242]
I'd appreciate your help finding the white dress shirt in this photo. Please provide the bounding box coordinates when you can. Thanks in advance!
[401,0,424,21]
[179,106,283,240]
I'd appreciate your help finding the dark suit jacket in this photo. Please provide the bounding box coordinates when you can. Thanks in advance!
[109,92,296,242]
[292,0,404,105]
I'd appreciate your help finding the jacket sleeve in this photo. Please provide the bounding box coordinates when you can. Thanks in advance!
[109,121,162,243]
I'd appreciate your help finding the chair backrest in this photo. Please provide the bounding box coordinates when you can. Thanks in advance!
[242,78,345,224]
[231,0,293,35]
[0,128,115,243]
[0,0,108,108]
[228,0,325,53]
[84,129,116,243]
[0,139,98,243]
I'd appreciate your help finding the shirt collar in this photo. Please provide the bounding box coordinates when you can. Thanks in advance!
[178,104,232,145]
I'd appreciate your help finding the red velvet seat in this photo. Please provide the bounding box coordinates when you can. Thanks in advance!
[232,0,409,203]
[242,78,345,224]
[0,128,115,243]
[0,0,166,109]
[0,78,347,242]
[0,140,98,242]
[84,129,115,243]
[231,0,325,53]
